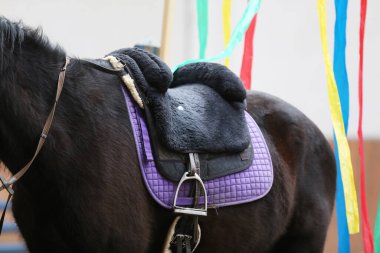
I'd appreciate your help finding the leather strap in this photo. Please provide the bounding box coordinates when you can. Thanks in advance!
[173,234,192,253]
[81,59,124,75]
[0,57,70,190]
[0,193,12,235]
[176,235,183,253]
[170,216,201,253]
[184,237,191,253]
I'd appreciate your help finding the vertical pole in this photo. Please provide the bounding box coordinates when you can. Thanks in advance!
[160,0,175,63]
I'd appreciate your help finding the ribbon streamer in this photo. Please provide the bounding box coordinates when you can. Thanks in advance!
[197,0,208,58]
[174,0,262,71]
[375,188,380,253]
[222,0,232,67]
[357,0,374,251]
[333,0,350,251]
[240,14,257,90]
[334,147,350,252]
[317,0,359,234]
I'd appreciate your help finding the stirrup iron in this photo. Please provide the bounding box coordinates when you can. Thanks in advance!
[173,153,208,216]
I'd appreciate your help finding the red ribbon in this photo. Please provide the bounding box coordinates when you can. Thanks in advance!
[240,14,257,90]
[358,0,374,252]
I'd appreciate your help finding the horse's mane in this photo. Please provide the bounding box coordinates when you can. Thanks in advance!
[0,18,25,53]
[0,17,64,71]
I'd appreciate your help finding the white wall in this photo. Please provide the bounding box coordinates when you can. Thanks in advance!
[1,0,379,138]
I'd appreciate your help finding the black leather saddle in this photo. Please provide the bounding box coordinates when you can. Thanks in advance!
[105,48,254,182]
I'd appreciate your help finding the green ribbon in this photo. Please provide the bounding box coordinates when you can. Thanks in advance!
[197,0,208,58]
[375,187,380,253]
[174,0,262,71]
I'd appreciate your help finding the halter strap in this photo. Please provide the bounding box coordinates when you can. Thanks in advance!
[0,57,70,191]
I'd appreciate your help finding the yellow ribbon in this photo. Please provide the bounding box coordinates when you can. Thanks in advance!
[222,0,231,67]
[317,0,359,234]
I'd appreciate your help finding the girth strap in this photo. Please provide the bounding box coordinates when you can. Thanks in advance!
[174,234,192,253]
[168,216,201,253]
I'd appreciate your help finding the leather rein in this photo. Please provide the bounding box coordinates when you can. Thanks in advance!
[0,57,126,234]
[0,58,70,234]
[0,57,70,192]
[0,57,122,193]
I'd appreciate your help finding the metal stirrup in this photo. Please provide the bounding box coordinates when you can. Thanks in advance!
[173,153,208,216]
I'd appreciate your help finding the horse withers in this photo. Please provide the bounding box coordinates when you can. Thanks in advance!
[0,17,336,252]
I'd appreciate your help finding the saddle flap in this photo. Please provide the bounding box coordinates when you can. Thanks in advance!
[156,149,254,182]
[143,105,254,182]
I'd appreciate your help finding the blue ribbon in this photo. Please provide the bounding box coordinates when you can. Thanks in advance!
[197,0,208,58]
[174,0,262,71]
[333,0,350,251]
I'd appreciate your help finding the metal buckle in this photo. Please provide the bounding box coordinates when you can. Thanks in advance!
[170,234,192,245]
[173,172,207,216]
[114,56,127,68]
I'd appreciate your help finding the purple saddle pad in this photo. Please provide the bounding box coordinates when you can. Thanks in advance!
[122,86,273,209]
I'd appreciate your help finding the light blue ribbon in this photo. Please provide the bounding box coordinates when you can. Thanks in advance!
[174,0,262,71]
[197,0,208,58]
[333,0,350,252]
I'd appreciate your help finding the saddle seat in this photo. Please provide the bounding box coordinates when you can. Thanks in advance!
[108,48,253,181]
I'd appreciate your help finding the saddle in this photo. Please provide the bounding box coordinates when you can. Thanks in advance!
[96,48,273,252]
[107,48,253,182]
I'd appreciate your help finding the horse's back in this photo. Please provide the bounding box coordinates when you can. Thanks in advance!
[185,91,335,253]
[244,90,336,252]
[246,90,336,208]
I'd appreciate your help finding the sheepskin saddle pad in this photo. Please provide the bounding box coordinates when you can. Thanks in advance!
[121,77,273,208]
[108,48,257,181]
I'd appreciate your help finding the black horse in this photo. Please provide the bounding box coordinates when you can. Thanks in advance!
[0,17,336,253]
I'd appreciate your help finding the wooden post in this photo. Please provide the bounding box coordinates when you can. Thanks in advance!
[160,0,175,62]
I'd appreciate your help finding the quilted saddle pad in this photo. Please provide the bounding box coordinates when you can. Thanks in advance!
[122,86,274,209]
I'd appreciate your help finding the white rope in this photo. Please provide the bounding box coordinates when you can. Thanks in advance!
[104,56,144,109]
[122,74,144,109]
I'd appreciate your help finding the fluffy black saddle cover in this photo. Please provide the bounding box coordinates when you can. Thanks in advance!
[106,48,253,181]
[109,48,251,154]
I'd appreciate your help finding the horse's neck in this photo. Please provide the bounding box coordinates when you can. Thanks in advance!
[0,55,63,174]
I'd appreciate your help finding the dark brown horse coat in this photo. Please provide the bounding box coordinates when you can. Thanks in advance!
[0,17,336,253]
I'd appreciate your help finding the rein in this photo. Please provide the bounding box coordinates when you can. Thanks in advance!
[0,58,121,193]
[0,57,70,234]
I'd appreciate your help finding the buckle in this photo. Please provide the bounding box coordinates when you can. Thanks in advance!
[114,56,127,68]
[170,234,192,245]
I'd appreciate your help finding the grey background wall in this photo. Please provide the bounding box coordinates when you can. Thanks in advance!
[1,0,379,138]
